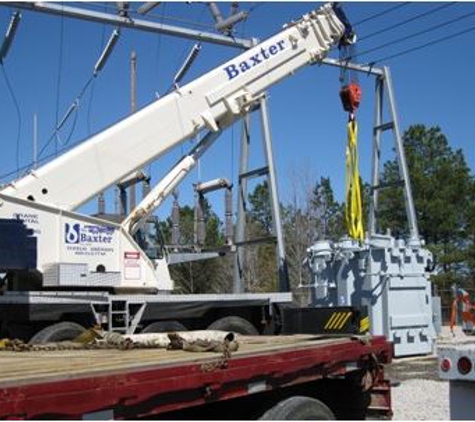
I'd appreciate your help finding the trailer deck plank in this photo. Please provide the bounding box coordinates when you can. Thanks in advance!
[0,334,392,420]
[0,335,347,387]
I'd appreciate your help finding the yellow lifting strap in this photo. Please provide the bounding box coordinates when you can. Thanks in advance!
[345,119,364,242]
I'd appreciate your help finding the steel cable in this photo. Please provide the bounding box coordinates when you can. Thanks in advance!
[367,23,475,64]
[353,2,410,27]
[355,9,475,59]
[359,2,456,42]
[0,63,22,178]
[54,8,65,154]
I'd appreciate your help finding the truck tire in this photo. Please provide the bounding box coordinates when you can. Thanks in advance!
[28,322,86,345]
[207,316,259,335]
[259,396,335,420]
[142,320,187,333]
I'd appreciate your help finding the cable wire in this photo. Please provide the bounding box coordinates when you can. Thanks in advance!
[167,4,207,94]
[0,63,22,178]
[356,9,475,59]
[70,2,216,31]
[359,2,456,42]
[248,3,264,14]
[240,2,266,39]
[154,2,166,89]
[368,23,475,64]
[38,75,94,159]
[54,6,65,154]
[87,7,107,135]
[353,2,410,27]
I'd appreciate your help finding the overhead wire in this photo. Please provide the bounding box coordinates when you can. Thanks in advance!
[77,1,216,31]
[54,6,65,154]
[353,2,410,27]
[168,4,207,95]
[87,3,107,135]
[239,2,266,40]
[354,9,475,60]
[248,3,264,14]
[0,63,22,178]
[0,136,83,182]
[37,75,95,160]
[359,2,456,42]
[149,2,167,179]
[154,1,166,90]
[367,22,475,64]
[132,8,216,31]
[38,11,121,162]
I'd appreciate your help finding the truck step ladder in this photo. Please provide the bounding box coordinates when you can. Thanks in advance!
[108,299,130,333]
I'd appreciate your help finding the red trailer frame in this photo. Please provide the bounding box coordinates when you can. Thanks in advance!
[0,336,392,420]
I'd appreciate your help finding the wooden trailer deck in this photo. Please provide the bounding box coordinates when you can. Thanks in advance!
[0,334,392,419]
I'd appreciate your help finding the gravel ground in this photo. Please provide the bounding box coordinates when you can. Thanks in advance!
[386,326,472,420]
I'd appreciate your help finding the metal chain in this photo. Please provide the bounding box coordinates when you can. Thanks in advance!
[201,340,232,372]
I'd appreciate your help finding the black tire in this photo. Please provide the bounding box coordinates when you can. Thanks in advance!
[207,316,259,335]
[142,320,187,333]
[259,396,335,420]
[28,322,86,345]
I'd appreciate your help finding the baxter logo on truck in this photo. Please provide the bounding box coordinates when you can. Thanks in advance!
[65,223,114,244]
[223,40,286,80]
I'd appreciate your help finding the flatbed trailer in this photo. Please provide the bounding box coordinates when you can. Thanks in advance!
[0,334,392,420]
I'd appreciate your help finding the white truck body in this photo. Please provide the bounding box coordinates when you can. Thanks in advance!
[439,345,475,420]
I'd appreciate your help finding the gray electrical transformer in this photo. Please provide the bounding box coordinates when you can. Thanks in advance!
[306,235,438,357]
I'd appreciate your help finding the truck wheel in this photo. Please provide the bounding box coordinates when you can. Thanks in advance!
[142,320,187,333]
[259,396,335,420]
[207,316,259,335]
[28,322,86,345]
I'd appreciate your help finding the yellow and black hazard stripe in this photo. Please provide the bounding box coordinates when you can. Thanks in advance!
[359,316,370,333]
[323,311,353,332]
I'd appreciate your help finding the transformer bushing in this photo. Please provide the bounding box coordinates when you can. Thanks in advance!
[306,234,438,357]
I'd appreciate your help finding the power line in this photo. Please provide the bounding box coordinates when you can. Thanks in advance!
[0,136,83,182]
[359,2,456,42]
[356,9,475,59]
[70,1,216,31]
[154,1,166,89]
[248,3,264,14]
[368,23,475,64]
[240,2,266,39]
[118,2,216,31]
[0,64,22,178]
[38,75,94,160]
[169,4,207,94]
[54,7,65,155]
[87,5,107,136]
[353,2,410,27]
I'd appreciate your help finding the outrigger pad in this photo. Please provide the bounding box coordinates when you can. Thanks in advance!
[0,218,37,270]
[281,306,370,335]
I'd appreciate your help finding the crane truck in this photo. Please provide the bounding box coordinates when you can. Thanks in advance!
[0,5,395,419]
[0,3,356,343]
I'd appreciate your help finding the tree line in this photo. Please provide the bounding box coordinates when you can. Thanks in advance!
[158,125,475,304]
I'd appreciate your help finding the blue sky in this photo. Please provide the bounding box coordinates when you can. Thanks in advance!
[0,1,474,221]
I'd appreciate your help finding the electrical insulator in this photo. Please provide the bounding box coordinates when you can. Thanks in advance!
[0,11,21,63]
[173,43,202,86]
[94,28,121,76]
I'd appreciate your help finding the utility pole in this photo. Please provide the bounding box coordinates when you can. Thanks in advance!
[129,50,137,212]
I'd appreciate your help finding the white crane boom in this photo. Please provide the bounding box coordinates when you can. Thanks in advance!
[0,3,345,211]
